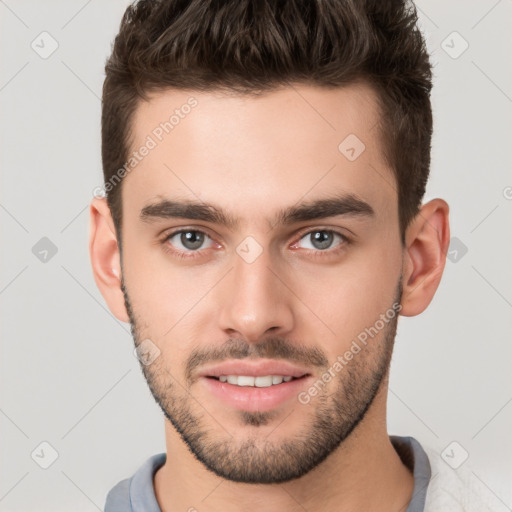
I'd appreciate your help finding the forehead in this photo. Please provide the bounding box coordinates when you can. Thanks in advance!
[123,82,396,229]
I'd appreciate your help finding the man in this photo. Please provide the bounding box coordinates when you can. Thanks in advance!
[89,1,492,511]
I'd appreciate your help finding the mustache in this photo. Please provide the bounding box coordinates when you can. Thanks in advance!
[185,337,328,385]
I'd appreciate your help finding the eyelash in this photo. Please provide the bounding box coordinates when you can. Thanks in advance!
[160,227,350,260]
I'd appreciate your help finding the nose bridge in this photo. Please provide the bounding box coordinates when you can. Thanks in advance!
[217,240,294,340]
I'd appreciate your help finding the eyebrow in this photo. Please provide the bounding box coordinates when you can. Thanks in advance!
[140,193,375,229]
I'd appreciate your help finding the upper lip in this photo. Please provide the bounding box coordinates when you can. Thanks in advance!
[199,360,312,378]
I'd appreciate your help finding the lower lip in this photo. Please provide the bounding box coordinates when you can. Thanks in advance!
[201,376,312,412]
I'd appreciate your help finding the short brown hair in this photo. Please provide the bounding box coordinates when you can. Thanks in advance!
[102,0,433,247]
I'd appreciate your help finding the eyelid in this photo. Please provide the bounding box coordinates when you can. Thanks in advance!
[294,225,351,241]
[161,226,214,240]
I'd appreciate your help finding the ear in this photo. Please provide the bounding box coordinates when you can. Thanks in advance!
[400,198,450,317]
[88,197,129,323]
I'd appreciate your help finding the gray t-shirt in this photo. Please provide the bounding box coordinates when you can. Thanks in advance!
[104,435,431,512]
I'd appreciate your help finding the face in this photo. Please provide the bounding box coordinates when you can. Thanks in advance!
[119,83,404,483]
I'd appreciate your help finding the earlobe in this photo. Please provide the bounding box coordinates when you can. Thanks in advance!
[89,197,130,323]
[400,199,450,317]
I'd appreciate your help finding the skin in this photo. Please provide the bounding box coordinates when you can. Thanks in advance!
[89,82,450,512]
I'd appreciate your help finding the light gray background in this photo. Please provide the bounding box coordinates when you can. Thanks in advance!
[1,1,511,510]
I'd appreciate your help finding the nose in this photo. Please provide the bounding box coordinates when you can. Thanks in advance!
[216,244,295,343]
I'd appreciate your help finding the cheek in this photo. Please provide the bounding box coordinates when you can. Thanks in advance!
[121,241,217,339]
[295,245,401,341]
[122,224,402,352]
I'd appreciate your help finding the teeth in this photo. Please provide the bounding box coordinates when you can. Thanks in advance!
[255,376,272,387]
[217,375,296,387]
[237,376,255,387]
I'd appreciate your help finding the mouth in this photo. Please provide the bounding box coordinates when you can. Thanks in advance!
[201,373,313,412]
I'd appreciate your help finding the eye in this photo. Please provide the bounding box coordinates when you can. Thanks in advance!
[161,227,349,260]
[293,229,348,253]
[162,229,215,256]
